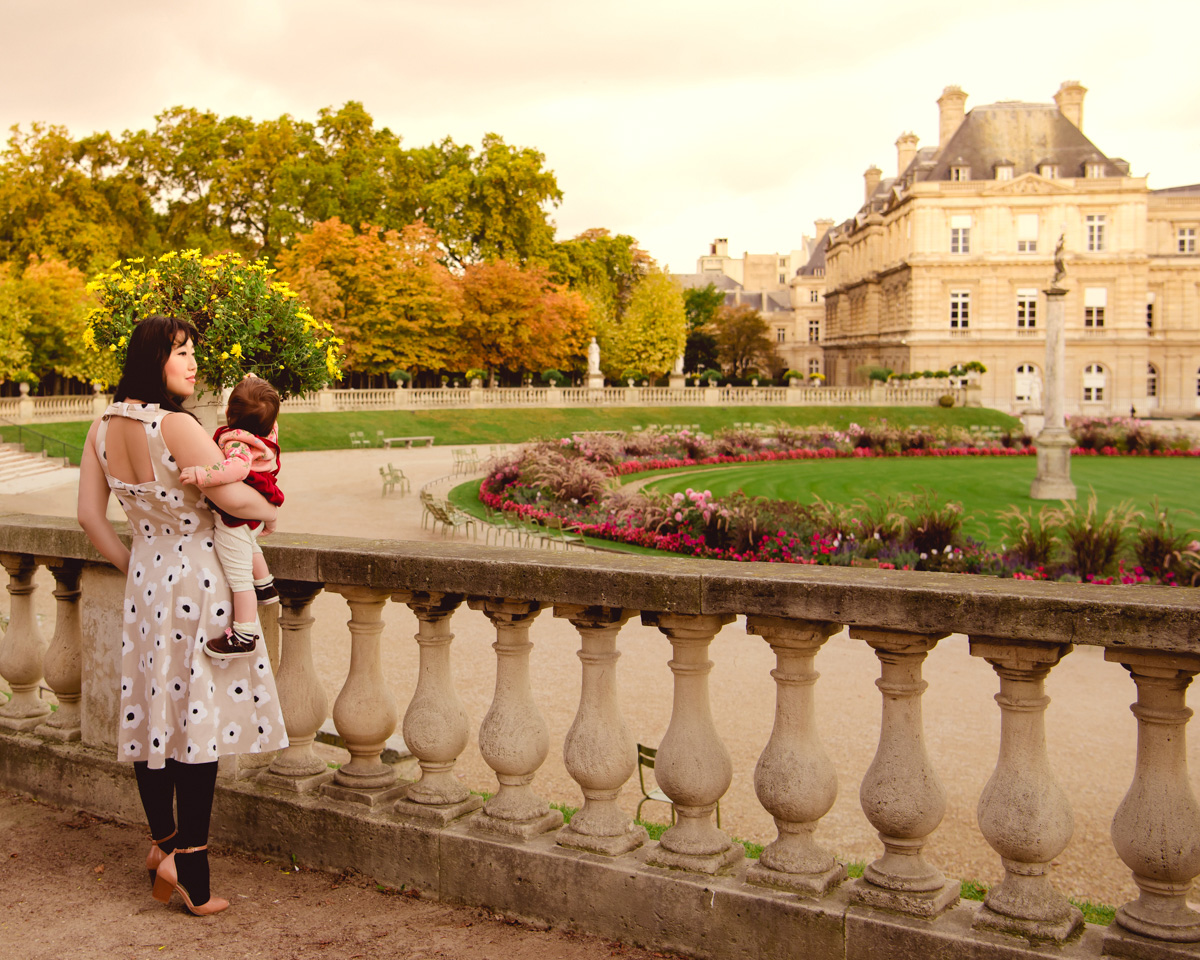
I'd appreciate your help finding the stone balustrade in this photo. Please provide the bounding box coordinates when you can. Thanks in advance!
[1,512,1199,959]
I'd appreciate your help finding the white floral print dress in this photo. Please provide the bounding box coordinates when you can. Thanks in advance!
[98,402,288,768]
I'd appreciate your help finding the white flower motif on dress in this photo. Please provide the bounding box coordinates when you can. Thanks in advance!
[121,635,133,654]
[174,540,186,556]
[139,622,149,638]
[172,629,188,646]
[120,676,133,698]
[149,727,166,755]
[153,634,165,651]
[121,703,144,729]
[143,582,157,604]
[252,684,271,707]
[185,739,199,759]
[123,740,142,758]
[175,596,201,620]
[201,537,214,552]
[221,722,242,744]
[188,700,209,724]
[205,737,219,758]
[123,598,138,624]
[164,566,180,587]
[210,600,230,623]
[161,449,178,471]
[155,486,170,502]
[199,568,218,593]
[168,676,186,701]
[159,652,171,675]
[139,519,155,537]
[180,555,192,576]
[161,524,174,536]
[256,717,274,743]
[149,678,160,698]
[153,603,167,625]
[152,550,164,568]
[168,489,184,506]
[132,562,145,585]
[255,657,269,677]
[226,678,252,702]
[179,511,200,532]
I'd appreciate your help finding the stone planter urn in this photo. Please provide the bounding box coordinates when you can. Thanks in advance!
[789,378,800,387]
[751,378,759,387]
[470,378,482,389]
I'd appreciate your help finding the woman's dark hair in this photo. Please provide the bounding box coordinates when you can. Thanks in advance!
[113,315,201,414]
[225,377,280,437]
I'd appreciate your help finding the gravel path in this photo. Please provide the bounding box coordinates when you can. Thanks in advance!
[3,444,1191,912]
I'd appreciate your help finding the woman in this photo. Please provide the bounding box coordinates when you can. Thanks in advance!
[77,314,289,915]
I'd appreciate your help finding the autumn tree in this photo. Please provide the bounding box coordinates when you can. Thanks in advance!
[682,283,723,373]
[277,218,462,378]
[599,268,686,379]
[713,303,778,377]
[548,228,653,328]
[457,261,591,379]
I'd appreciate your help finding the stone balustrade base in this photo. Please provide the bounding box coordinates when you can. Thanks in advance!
[0,714,49,732]
[321,780,411,807]
[974,901,1084,942]
[33,721,80,742]
[556,822,648,857]
[1102,925,1200,960]
[393,793,483,826]
[470,808,564,840]
[0,730,1123,960]
[647,840,745,876]
[847,875,962,919]
[257,769,336,794]
[746,860,846,897]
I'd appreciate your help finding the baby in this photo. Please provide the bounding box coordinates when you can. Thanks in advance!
[180,374,284,660]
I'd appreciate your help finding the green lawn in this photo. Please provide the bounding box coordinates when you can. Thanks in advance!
[8,405,1019,460]
[643,457,1200,546]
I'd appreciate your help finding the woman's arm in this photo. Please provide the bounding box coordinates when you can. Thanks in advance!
[76,420,132,574]
[162,414,277,522]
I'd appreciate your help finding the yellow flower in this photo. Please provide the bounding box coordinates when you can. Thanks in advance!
[129,257,145,264]
[117,336,127,347]
[108,344,117,352]
[82,327,97,350]
[230,343,242,357]
[108,261,121,270]
[85,279,105,293]
[220,351,229,360]
[159,251,177,262]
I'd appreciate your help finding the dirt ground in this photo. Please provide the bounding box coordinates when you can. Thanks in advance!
[0,790,685,960]
[2,443,1195,934]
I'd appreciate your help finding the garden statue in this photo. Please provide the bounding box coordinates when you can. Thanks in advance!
[1052,233,1066,287]
[673,354,685,375]
[587,338,601,375]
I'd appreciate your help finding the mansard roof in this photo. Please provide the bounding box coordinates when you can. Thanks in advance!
[918,101,1124,183]
[797,234,827,276]
[1151,183,1200,197]
[672,272,743,292]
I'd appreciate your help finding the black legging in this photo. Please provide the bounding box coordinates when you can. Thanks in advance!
[134,759,218,903]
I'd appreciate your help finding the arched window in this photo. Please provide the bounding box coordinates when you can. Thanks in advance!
[1014,363,1040,403]
[1083,363,1106,403]
[1147,364,1159,398]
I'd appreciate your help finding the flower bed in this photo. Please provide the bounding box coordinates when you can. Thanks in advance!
[479,418,1200,585]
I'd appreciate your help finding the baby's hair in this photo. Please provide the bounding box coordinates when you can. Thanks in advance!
[225,377,280,437]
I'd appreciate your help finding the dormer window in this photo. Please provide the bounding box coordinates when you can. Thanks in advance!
[1085,162,1106,179]
[1039,164,1059,179]
[950,165,971,182]
[995,164,1014,181]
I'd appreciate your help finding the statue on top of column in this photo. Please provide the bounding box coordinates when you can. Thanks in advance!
[587,337,601,375]
[1052,234,1066,287]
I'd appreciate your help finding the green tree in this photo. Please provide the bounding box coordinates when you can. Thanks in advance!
[713,302,777,377]
[599,268,686,379]
[682,283,723,373]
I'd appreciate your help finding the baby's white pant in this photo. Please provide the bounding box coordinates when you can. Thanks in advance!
[212,516,262,594]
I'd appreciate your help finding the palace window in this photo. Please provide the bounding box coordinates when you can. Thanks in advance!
[950,165,971,181]
[995,164,1014,180]
[778,273,787,283]
[808,358,821,376]
[950,215,971,254]
[1147,293,1156,332]
[1039,164,1059,179]
[1086,214,1107,252]
[778,257,787,267]
[1083,364,1106,402]
[1147,364,1159,398]
[1180,227,1197,254]
[1086,162,1106,179]
[1016,213,1038,252]
[1017,289,1038,328]
[1014,363,1039,403]
[1084,287,1107,328]
[809,289,820,303]
[808,319,820,342]
[950,291,970,329]
[776,328,786,344]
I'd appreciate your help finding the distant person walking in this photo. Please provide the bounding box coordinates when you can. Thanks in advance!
[76,315,288,915]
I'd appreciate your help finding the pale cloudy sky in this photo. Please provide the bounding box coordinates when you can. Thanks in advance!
[2,0,1198,270]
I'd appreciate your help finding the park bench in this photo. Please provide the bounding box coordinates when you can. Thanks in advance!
[382,435,435,448]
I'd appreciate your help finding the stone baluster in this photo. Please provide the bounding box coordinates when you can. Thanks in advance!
[321,585,405,804]
[554,604,646,855]
[744,615,845,895]
[0,554,50,729]
[1106,649,1200,944]
[263,582,332,791]
[393,590,482,824]
[469,597,561,838]
[36,560,84,741]
[969,638,1080,940]
[849,629,959,917]
[642,611,741,874]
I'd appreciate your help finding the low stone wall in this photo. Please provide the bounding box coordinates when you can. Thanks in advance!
[2,513,1199,960]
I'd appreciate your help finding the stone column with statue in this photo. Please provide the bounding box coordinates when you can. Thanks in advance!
[586,337,604,390]
[668,354,686,391]
[1029,235,1077,500]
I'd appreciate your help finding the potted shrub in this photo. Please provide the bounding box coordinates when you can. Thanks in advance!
[86,250,341,400]
[541,369,565,387]
[783,368,803,387]
[389,369,411,389]
[808,372,826,385]
[466,368,486,388]
[701,368,722,386]
[620,367,643,387]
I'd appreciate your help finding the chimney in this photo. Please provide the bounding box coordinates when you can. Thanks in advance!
[1054,80,1087,130]
[937,85,968,149]
[814,218,834,240]
[895,131,919,176]
[863,165,882,204]
[713,238,728,258]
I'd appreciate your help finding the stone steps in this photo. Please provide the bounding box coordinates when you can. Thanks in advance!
[0,444,67,483]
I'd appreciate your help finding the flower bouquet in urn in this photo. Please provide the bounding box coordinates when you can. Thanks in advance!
[85,250,343,398]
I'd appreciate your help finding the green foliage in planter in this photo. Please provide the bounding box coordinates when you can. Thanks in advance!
[783,369,802,380]
[389,369,412,384]
[85,250,342,399]
[465,368,487,381]
[867,367,893,383]
[619,367,644,382]
[700,368,722,383]
[540,369,564,385]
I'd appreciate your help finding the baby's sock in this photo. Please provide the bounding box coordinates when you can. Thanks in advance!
[232,620,260,643]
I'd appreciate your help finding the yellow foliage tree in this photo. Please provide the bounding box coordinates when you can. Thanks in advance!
[597,268,686,379]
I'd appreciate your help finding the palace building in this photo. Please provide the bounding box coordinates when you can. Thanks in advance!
[820,82,1200,416]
